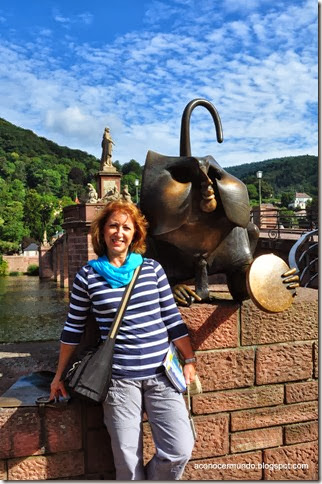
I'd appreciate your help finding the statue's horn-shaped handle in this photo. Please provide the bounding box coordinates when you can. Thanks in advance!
[180,98,223,157]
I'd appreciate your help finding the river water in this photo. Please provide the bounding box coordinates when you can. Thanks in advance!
[0,276,69,343]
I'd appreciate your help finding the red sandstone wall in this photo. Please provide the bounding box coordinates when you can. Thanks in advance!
[0,403,115,480]
[3,255,39,273]
[0,288,318,480]
[150,288,318,480]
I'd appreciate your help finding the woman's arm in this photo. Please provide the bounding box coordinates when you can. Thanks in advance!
[173,335,196,385]
[50,343,78,399]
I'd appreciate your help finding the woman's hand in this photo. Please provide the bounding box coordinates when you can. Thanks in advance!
[183,363,196,385]
[49,375,69,400]
[49,342,78,400]
[173,335,196,385]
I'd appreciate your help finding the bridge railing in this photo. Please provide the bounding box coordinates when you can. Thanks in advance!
[251,207,318,239]
[288,228,318,288]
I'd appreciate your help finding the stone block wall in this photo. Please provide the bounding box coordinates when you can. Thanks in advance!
[41,203,105,289]
[0,401,115,480]
[0,287,318,480]
[178,287,318,480]
[142,288,318,480]
[2,255,39,274]
[64,223,96,290]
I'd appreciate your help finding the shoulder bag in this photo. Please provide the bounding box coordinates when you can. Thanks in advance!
[64,264,142,404]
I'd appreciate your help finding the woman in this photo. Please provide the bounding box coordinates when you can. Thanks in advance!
[50,200,196,480]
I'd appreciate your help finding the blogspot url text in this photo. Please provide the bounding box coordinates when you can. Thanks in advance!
[194,462,309,471]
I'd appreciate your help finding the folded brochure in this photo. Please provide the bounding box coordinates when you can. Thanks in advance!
[163,342,187,393]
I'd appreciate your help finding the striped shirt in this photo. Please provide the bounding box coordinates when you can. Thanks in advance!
[60,258,189,380]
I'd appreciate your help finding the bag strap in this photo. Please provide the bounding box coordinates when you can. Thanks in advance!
[187,384,197,440]
[108,264,142,340]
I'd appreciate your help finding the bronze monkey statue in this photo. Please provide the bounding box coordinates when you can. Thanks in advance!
[141,99,298,307]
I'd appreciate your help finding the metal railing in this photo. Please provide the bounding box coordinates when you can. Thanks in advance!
[251,207,318,239]
[288,229,318,288]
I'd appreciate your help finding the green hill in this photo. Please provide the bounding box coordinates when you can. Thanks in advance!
[0,117,96,161]
[0,117,101,199]
[226,155,318,198]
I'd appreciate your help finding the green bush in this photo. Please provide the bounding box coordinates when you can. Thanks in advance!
[279,210,298,228]
[0,240,20,254]
[9,270,22,276]
[0,255,8,276]
[27,264,39,276]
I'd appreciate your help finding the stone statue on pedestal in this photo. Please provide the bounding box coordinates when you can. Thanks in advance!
[100,184,132,203]
[121,185,132,202]
[101,185,120,202]
[42,229,50,247]
[86,183,98,204]
[100,127,115,171]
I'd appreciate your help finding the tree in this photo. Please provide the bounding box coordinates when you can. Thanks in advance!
[279,209,298,228]
[48,195,76,238]
[0,200,28,248]
[280,192,294,208]
[113,160,122,172]
[246,184,258,200]
[24,190,57,242]
[9,179,26,203]
[31,168,62,196]
[122,160,142,176]
[261,180,274,199]
[0,178,27,251]
[306,196,318,227]
[0,177,10,204]
[0,158,15,179]
[0,254,8,275]
[68,166,85,185]
[12,157,27,183]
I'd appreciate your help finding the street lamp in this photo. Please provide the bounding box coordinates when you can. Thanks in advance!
[256,171,263,228]
[135,179,139,204]
[256,171,263,207]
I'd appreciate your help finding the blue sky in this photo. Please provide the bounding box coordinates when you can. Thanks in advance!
[0,0,318,167]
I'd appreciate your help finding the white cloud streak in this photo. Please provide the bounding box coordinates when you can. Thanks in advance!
[0,0,317,167]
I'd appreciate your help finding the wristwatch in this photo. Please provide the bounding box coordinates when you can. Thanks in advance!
[184,357,197,364]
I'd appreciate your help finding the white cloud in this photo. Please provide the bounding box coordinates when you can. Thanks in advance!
[53,12,70,24]
[53,9,94,27]
[144,1,180,25]
[77,13,93,25]
[0,0,317,167]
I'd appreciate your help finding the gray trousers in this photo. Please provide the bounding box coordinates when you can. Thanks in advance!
[102,374,194,480]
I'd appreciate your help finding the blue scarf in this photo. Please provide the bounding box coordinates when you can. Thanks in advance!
[88,252,143,288]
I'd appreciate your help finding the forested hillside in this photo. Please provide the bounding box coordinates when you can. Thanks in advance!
[0,117,318,254]
[226,155,318,199]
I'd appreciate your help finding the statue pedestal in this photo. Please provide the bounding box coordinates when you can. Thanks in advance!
[96,170,122,199]
[62,203,107,290]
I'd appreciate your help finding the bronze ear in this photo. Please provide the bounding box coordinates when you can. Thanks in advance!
[141,150,202,236]
[205,156,250,228]
[215,172,250,228]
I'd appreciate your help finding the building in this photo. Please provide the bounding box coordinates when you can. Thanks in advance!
[288,192,312,210]
[23,243,39,257]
